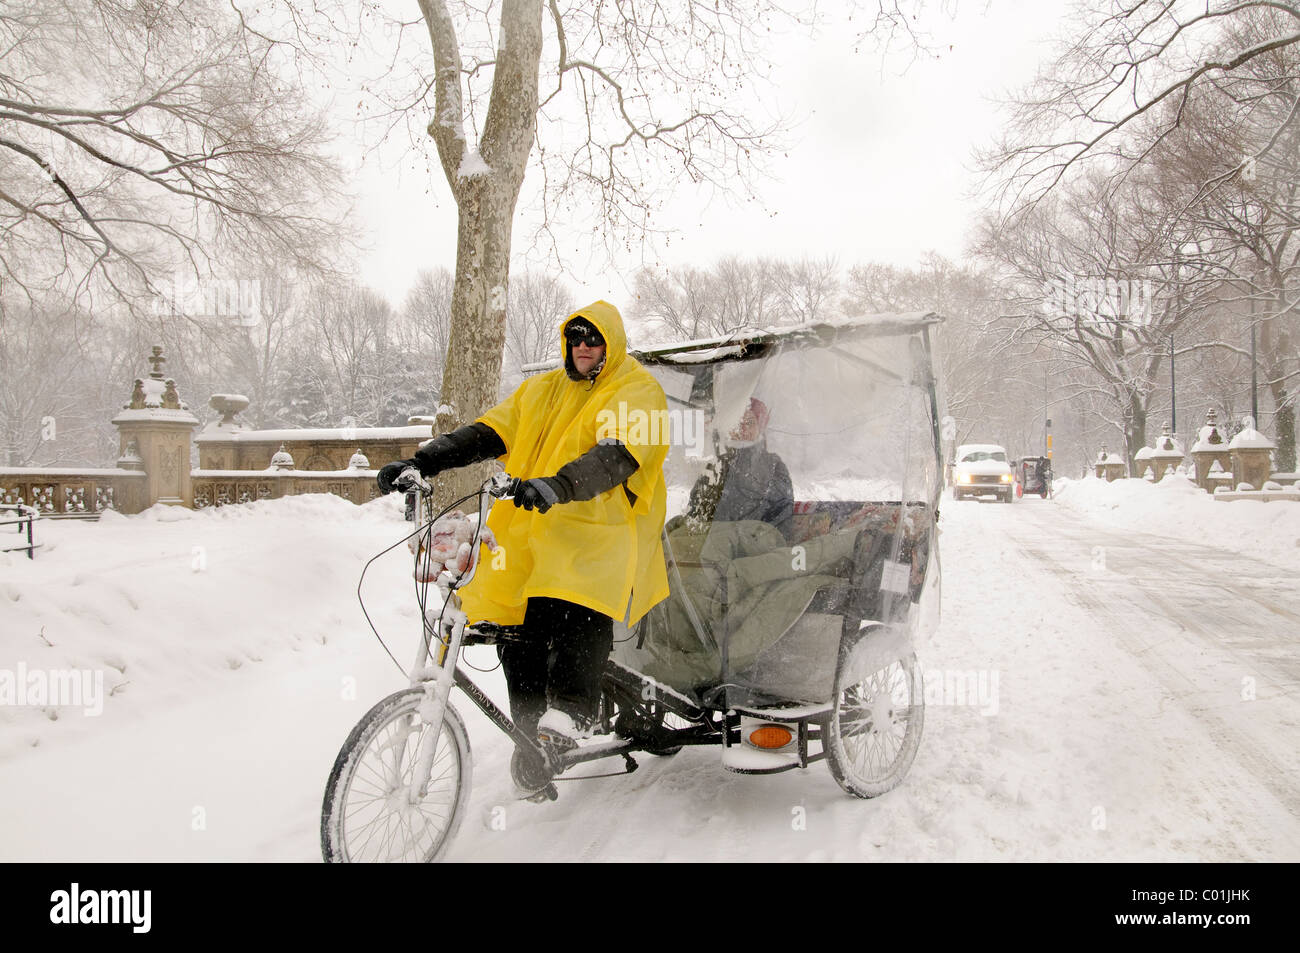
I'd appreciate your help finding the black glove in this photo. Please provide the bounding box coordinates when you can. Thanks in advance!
[378,423,509,495]
[512,477,572,513]
[376,460,416,495]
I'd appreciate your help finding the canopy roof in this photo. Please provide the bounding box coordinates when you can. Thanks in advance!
[524,312,943,373]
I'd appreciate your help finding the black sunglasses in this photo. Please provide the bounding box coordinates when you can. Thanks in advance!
[565,326,605,348]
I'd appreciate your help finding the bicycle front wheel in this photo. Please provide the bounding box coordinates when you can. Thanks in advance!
[321,688,472,863]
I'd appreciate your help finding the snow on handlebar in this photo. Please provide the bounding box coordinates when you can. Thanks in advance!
[486,471,520,499]
[394,466,431,494]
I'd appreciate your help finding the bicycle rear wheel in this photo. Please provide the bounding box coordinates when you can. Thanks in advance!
[321,688,472,863]
[824,652,924,798]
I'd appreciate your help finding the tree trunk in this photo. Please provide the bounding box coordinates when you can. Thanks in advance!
[434,178,517,501]
[1260,293,1297,474]
[420,0,543,503]
[1124,389,1148,474]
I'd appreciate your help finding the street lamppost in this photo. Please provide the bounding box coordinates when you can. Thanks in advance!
[1170,330,1177,436]
[1171,247,1181,437]
[1250,291,1259,423]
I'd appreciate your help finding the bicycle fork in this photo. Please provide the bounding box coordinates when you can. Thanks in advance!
[403,602,467,803]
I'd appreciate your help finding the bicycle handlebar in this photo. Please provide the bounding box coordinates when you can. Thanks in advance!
[394,466,431,495]
[395,467,519,502]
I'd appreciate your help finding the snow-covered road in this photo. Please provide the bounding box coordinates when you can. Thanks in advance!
[1,488,1296,861]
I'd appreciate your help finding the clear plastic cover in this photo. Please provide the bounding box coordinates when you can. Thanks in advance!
[615,325,943,708]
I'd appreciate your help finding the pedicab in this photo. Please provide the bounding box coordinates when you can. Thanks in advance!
[320,311,946,862]
[1016,456,1053,498]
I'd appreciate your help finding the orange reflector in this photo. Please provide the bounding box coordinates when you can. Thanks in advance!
[748,724,793,749]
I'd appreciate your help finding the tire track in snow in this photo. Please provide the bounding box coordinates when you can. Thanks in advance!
[1001,506,1300,820]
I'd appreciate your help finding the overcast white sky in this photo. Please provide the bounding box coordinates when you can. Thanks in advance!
[351,0,1074,310]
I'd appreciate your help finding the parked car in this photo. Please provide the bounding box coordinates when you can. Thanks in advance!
[952,443,1015,502]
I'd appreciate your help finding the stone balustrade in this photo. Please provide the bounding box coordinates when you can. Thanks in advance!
[195,425,431,472]
[1,347,437,523]
[0,468,148,516]
[191,468,379,509]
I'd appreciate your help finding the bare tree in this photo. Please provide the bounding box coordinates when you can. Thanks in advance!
[0,0,347,310]
[303,282,397,427]
[770,255,842,324]
[500,270,572,395]
[985,1,1300,212]
[0,302,100,465]
[338,0,853,497]
[180,272,305,429]
[1126,12,1300,468]
[976,173,1225,467]
[985,1,1300,465]
[631,264,733,341]
[843,253,1040,452]
[397,267,456,400]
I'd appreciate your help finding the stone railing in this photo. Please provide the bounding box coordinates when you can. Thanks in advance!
[1,349,434,521]
[191,468,379,509]
[195,424,432,472]
[0,468,149,517]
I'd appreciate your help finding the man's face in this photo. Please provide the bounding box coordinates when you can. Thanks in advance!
[729,405,763,443]
[566,322,606,376]
[572,341,605,376]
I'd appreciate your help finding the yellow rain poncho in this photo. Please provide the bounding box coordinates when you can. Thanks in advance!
[459,300,670,627]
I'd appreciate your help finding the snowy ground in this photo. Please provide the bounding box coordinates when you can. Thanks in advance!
[1,478,1297,861]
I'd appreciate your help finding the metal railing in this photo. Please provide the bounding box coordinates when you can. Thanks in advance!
[0,503,40,559]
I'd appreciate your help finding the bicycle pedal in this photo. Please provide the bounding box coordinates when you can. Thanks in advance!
[537,731,578,764]
[522,782,558,803]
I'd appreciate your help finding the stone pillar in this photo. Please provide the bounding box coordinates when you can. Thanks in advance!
[1190,409,1232,493]
[1094,446,1127,482]
[111,346,200,512]
[1133,446,1155,481]
[1148,422,1185,480]
[1228,416,1276,490]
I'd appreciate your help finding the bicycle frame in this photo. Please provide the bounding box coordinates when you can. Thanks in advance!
[401,469,515,802]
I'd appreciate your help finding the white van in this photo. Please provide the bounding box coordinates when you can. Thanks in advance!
[951,443,1015,503]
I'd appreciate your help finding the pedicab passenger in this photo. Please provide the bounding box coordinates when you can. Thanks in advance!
[639,396,867,696]
[686,397,794,541]
[376,301,671,755]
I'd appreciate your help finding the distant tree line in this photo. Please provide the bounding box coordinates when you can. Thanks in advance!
[981,2,1300,473]
[0,269,568,468]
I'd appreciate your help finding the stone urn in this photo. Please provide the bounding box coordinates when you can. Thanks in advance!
[1228,417,1275,490]
[209,394,251,429]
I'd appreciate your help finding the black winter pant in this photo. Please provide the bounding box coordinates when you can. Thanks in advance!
[497,597,614,736]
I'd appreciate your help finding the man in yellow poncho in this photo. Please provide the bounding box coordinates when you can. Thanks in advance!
[377,300,669,759]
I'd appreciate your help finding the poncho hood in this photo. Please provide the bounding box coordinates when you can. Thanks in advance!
[562,299,627,382]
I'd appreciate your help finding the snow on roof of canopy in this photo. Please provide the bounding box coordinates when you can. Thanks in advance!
[634,311,942,366]
[521,311,942,372]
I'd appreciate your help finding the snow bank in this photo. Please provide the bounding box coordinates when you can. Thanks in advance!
[1053,475,1300,568]
[0,493,416,761]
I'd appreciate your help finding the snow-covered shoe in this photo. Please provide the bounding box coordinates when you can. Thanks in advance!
[536,708,589,759]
